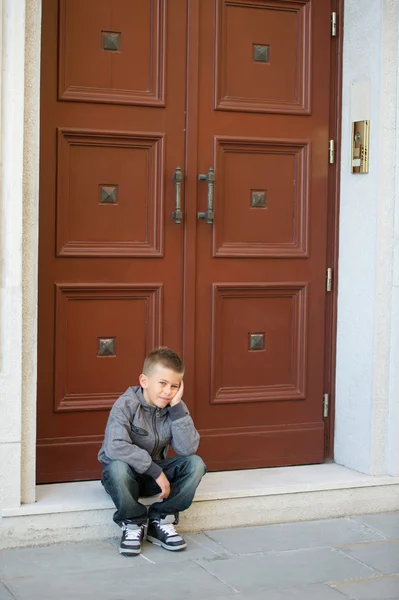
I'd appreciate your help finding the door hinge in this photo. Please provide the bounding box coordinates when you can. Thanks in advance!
[329,140,335,164]
[323,394,329,418]
[326,267,333,292]
[331,12,337,37]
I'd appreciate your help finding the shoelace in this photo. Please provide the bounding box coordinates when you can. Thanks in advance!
[159,523,178,537]
[123,525,144,541]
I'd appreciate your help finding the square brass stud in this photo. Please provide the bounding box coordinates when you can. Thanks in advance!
[102,32,121,52]
[251,191,267,208]
[98,338,116,356]
[253,44,270,63]
[249,333,265,351]
[100,185,118,204]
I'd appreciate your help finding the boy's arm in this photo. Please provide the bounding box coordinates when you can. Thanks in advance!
[168,400,200,456]
[102,404,162,479]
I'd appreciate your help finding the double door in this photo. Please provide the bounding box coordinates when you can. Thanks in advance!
[38,0,334,482]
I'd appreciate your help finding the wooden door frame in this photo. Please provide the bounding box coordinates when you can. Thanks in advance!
[324,0,344,460]
[183,0,344,461]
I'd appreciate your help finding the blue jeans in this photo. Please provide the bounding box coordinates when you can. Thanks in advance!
[101,455,206,526]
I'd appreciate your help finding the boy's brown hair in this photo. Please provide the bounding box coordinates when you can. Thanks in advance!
[143,346,184,376]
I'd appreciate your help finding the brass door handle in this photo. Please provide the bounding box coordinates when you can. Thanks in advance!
[172,167,183,224]
[197,168,215,225]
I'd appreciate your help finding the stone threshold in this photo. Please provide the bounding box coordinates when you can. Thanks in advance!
[2,463,398,517]
[1,463,398,549]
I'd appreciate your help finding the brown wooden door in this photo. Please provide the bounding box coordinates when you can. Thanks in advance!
[37,0,187,482]
[190,0,332,469]
[38,0,334,482]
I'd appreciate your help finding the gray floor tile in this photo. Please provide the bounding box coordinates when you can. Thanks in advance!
[195,547,377,592]
[339,540,399,575]
[4,561,234,600]
[258,584,350,600]
[0,582,14,600]
[202,583,347,600]
[330,574,399,599]
[185,532,232,555]
[204,518,385,555]
[237,583,348,599]
[0,540,143,578]
[352,513,399,540]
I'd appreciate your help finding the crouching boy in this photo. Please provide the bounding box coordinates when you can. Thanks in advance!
[98,347,206,556]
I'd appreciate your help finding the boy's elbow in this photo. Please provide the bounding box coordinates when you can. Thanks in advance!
[182,440,200,456]
[192,440,200,454]
[172,429,200,455]
[173,441,199,456]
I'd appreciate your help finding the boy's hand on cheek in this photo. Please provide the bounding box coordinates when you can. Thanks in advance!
[169,380,184,407]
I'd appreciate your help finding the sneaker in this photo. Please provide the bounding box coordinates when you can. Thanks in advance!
[147,515,187,551]
[119,522,145,556]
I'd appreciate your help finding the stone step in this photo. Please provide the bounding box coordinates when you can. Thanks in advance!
[1,463,398,549]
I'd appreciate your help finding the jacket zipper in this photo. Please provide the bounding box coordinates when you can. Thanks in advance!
[151,409,160,460]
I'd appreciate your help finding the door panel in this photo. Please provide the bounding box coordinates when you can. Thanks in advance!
[212,138,310,257]
[37,0,187,482]
[194,0,331,469]
[214,0,311,114]
[56,130,164,256]
[58,0,165,106]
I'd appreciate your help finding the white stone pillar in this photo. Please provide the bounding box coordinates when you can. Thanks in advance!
[387,0,399,476]
[0,0,40,511]
[0,0,26,510]
[335,0,399,476]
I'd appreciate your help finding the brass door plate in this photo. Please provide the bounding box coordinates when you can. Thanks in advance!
[351,120,370,174]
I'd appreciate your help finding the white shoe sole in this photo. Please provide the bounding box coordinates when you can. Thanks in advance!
[147,535,187,551]
[119,547,141,556]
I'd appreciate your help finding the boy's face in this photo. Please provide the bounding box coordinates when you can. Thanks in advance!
[139,365,183,409]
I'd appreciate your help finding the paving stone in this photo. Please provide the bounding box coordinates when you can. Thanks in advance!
[195,547,377,592]
[204,518,385,555]
[228,583,347,599]
[4,561,233,600]
[0,582,14,600]
[257,584,350,600]
[352,513,399,540]
[339,540,399,574]
[330,574,399,599]
[0,540,142,578]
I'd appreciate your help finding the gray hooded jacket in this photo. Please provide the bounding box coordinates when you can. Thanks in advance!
[98,386,200,479]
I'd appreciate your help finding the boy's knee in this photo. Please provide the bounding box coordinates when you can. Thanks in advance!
[105,459,135,482]
[186,454,207,477]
